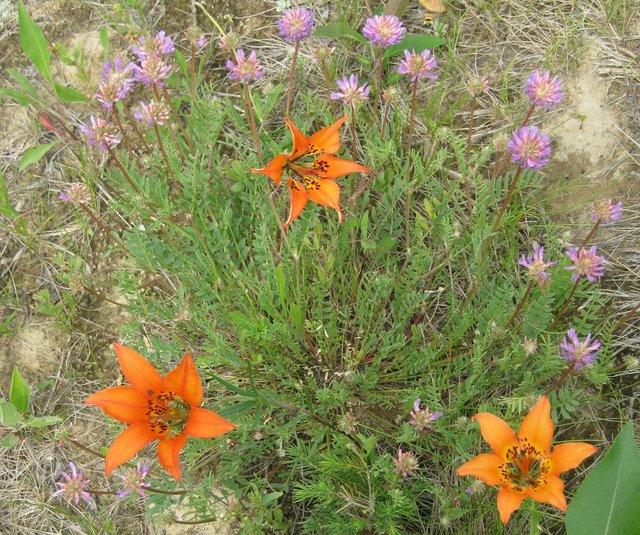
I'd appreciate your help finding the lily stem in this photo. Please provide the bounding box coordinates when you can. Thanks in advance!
[285,41,300,117]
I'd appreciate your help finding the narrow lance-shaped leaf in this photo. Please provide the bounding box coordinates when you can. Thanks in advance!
[18,142,59,171]
[18,0,52,83]
[10,368,30,414]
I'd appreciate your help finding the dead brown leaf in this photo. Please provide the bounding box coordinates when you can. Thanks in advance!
[418,0,446,14]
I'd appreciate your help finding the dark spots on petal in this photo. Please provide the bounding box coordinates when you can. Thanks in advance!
[313,159,330,173]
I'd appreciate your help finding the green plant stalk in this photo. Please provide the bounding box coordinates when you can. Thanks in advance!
[190,43,196,104]
[320,58,338,118]
[349,104,358,157]
[106,146,141,195]
[407,78,418,149]
[380,102,390,138]
[241,83,263,165]
[466,95,476,160]
[491,166,523,232]
[285,40,300,117]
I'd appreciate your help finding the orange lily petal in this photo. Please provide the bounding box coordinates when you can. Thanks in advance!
[456,453,505,486]
[285,118,310,160]
[518,396,553,453]
[310,155,371,180]
[184,407,237,438]
[283,178,308,230]
[164,353,203,407]
[84,386,149,424]
[157,433,188,480]
[305,178,343,223]
[474,413,518,459]
[105,421,158,476]
[305,115,349,156]
[113,343,166,397]
[249,154,287,187]
[526,474,567,511]
[550,442,597,475]
[497,486,526,525]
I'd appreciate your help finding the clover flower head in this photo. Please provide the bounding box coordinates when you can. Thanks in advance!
[277,7,314,43]
[362,15,406,48]
[133,100,169,126]
[186,27,207,49]
[132,30,175,60]
[508,126,551,169]
[218,32,239,53]
[560,329,600,368]
[113,462,151,499]
[592,198,622,224]
[525,70,564,109]
[226,49,265,82]
[134,55,172,86]
[519,246,557,284]
[393,448,419,478]
[383,85,402,106]
[81,115,120,152]
[398,49,438,82]
[311,44,335,63]
[564,246,605,282]
[330,74,370,106]
[467,76,490,97]
[408,399,442,431]
[52,462,92,505]
[521,336,538,356]
[59,183,91,204]
[95,58,135,109]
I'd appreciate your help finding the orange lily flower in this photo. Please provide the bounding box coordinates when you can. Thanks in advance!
[84,343,237,480]
[456,396,597,525]
[249,116,371,229]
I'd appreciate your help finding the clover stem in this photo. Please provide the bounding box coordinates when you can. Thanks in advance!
[241,83,263,165]
[581,218,602,247]
[505,279,535,329]
[152,84,186,160]
[491,166,523,232]
[380,102,390,138]
[320,58,338,118]
[285,40,300,117]
[544,361,576,396]
[106,146,141,195]
[407,78,418,149]
[350,104,358,157]
[466,95,476,160]
[553,278,580,324]
[190,43,196,104]
[375,46,383,102]
[122,102,151,151]
[520,103,535,128]
[613,301,640,333]
[161,85,190,148]
[111,106,130,150]
[152,122,179,190]
[78,203,130,255]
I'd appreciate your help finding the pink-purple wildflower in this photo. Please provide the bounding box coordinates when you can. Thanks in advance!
[398,49,438,82]
[277,7,314,43]
[133,100,169,126]
[519,246,557,284]
[565,246,605,282]
[408,399,442,431]
[560,329,600,368]
[330,75,370,106]
[467,76,490,97]
[393,448,419,478]
[134,55,172,86]
[362,15,406,48]
[52,462,92,505]
[113,462,151,499]
[59,183,91,204]
[226,49,265,83]
[524,70,564,110]
[95,58,135,109]
[592,199,623,224]
[81,115,120,152]
[218,32,239,53]
[132,31,175,60]
[508,126,551,169]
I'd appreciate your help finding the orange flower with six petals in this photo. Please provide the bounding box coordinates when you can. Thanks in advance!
[85,344,237,480]
[250,116,371,229]
[456,396,597,524]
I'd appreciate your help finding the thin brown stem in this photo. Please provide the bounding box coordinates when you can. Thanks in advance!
[505,279,535,329]
[375,47,383,101]
[581,218,602,247]
[380,103,390,139]
[553,278,580,323]
[490,151,510,182]
[106,146,141,195]
[153,122,178,189]
[152,84,187,160]
[112,106,130,150]
[520,103,535,128]
[466,96,476,160]
[242,83,263,165]
[122,102,151,151]
[190,43,196,103]
[285,41,300,117]
[491,166,523,232]
[349,104,358,157]
[161,85,189,144]
[67,439,105,459]
[613,302,640,333]
[544,362,576,396]
[407,78,418,149]
[78,203,130,255]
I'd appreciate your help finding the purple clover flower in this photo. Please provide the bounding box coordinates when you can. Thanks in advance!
[81,115,120,152]
[408,399,442,431]
[133,100,169,126]
[393,448,419,478]
[59,183,91,204]
[592,199,623,224]
[565,246,605,282]
[362,15,406,48]
[524,70,564,110]
[132,31,175,60]
[277,7,314,43]
[519,246,557,284]
[560,329,600,368]
[508,126,551,169]
[95,58,135,109]
[330,75,370,106]
[134,55,172,86]
[52,462,92,505]
[398,49,438,82]
[226,49,265,83]
[113,462,151,499]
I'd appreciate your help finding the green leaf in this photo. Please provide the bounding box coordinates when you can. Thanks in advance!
[0,87,37,106]
[261,491,283,505]
[10,368,30,414]
[0,172,18,218]
[313,23,368,44]
[18,142,58,171]
[174,49,189,77]
[0,401,21,427]
[53,82,89,103]
[566,422,640,535]
[1,433,20,448]
[25,415,63,428]
[99,26,110,60]
[6,68,38,96]
[358,433,377,457]
[275,265,286,307]
[384,34,446,59]
[18,0,52,83]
